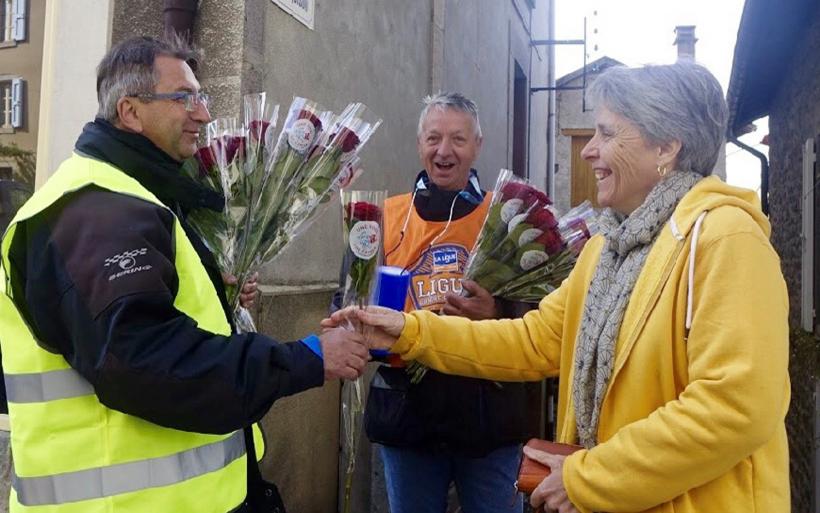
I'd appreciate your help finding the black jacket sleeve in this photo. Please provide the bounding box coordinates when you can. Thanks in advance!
[11,188,323,434]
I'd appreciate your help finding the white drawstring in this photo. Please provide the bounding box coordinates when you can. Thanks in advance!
[398,189,418,235]
[685,211,708,331]
[426,193,459,248]
[386,188,460,272]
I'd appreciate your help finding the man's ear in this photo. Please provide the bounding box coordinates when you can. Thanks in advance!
[476,135,483,152]
[116,97,144,133]
[658,139,682,170]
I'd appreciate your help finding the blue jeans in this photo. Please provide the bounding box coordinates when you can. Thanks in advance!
[380,444,523,513]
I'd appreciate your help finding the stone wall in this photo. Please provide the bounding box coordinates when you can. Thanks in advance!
[768,13,820,326]
[766,12,820,513]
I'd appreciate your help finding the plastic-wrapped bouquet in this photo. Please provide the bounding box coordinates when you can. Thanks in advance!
[338,190,386,513]
[407,170,597,384]
[187,93,380,331]
[463,169,598,302]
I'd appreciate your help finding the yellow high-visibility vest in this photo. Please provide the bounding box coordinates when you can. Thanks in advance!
[0,153,263,512]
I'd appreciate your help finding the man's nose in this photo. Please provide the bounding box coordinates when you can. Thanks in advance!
[191,101,211,123]
[436,138,453,156]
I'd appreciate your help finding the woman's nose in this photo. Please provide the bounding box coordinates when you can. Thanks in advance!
[580,138,596,161]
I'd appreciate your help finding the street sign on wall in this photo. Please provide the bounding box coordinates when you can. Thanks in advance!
[271,0,314,30]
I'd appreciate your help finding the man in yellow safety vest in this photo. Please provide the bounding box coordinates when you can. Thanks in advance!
[0,36,368,513]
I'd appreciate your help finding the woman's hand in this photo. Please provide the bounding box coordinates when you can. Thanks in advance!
[222,272,259,309]
[522,446,579,513]
[321,305,405,350]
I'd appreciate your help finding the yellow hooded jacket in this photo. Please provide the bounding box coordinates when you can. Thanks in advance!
[392,176,790,513]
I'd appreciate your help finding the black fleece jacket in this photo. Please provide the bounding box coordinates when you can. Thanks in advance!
[4,119,324,434]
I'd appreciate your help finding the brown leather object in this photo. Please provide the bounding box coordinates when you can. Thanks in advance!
[516,438,583,494]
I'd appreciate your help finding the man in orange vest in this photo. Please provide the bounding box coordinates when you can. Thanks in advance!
[336,92,537,513]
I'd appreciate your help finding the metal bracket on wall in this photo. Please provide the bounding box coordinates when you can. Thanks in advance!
[530,18,589,110]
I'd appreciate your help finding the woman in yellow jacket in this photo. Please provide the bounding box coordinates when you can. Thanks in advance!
[325,62,790,513]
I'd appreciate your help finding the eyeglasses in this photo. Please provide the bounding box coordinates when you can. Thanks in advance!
[131,91,210,112]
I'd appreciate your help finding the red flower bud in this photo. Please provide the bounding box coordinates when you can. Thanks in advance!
[535,228,564,255]
[348,201,382,222]
[500,182,551,207]
[224,135,245,163]
[195,144,218,177]
[525,208,558,231]
[248,120,271,142]
[335,127,361,153]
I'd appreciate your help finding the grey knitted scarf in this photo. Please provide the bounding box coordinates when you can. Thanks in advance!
[572,170,702,448]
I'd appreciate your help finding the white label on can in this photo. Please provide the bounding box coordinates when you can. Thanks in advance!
[349,221,380,260]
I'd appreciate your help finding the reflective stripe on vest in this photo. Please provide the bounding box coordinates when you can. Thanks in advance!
[13,430,245,506]
[4,368,93,403]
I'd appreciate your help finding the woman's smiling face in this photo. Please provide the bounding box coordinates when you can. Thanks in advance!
[581,106,670,215]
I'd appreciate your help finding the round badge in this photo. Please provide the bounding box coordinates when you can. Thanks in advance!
[500,199,523,224]
[519,249,548,271]
[288,118,318,153]
[349,221,380,260]
[518,228,544,246]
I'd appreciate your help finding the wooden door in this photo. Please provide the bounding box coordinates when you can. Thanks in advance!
[569,134,599,208]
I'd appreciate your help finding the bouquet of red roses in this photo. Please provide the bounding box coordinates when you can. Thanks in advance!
[407,170,597,383]
[463,169,598,302]
[186,93,380,332]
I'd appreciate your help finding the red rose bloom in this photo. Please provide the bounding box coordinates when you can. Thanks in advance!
[248,120,271,142]
[297,109,323,130]
[335,127,361,153]
[349,201,381,222]
[195,145,218,177]
[525,208,558,231]
[536,228,564,255]
[500,182,551,207]
[224,135,245,163]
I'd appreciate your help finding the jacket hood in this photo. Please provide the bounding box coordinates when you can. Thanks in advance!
[671,175,769,239]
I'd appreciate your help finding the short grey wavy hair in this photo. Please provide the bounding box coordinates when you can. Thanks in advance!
[589,62,728,176]
[417,92,482,138]
[96,36,200,123]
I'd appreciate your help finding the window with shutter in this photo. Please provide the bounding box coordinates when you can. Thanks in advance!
[0,80,12,128]
[0,0,11,43]
[10,78,22,128]
[11,0,24,42]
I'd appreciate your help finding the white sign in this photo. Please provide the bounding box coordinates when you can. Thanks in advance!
[271,0,314,30]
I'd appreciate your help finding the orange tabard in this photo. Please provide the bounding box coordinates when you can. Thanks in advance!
[383,192,491,313]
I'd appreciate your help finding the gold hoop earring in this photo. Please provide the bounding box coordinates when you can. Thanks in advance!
[657,165,668,177]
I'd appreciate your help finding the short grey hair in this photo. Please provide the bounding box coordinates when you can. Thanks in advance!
[417,92,482,139]
[588,62,728,176]
[96,36,200,123]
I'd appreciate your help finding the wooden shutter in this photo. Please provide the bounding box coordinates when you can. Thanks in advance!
[10,78,22,128]
[12,0,25,42]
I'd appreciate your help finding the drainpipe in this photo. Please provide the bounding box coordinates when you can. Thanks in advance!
[163,0,199,42]
[729,135,770,215]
